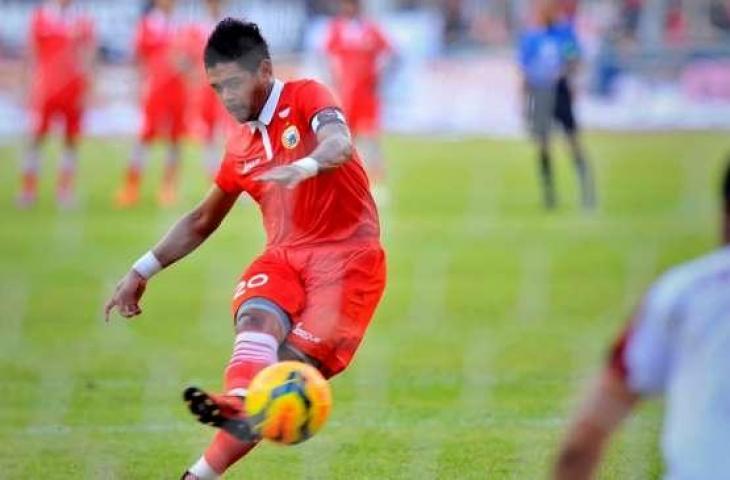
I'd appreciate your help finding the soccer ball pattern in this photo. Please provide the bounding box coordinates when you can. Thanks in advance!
[245,361,333,445]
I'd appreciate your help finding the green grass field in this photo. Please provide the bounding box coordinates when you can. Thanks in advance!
[1,131,728,479]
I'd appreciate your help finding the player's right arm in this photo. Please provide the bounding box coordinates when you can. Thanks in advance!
[103,186,239,321]
[553,272,680,479]
[552,368,639,480]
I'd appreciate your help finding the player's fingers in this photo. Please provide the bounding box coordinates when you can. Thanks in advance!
[103,298,117,323]
[123,303,142,318]
[120,304,135,318]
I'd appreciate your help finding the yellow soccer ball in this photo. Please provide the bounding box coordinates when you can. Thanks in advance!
[245,361,332,445]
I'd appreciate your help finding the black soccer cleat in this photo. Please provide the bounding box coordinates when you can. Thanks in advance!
[183,386,260,443]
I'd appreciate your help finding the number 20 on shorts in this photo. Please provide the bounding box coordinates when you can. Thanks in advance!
[233,273,270,299]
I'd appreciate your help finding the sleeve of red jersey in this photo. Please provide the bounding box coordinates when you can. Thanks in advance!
[214,152,244,196]
[607,272,681,396]
[297,80,342,131]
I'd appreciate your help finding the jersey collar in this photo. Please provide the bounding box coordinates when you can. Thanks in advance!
[257,79,284,126]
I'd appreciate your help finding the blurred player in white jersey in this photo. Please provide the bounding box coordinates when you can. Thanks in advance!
[553,160,730,479]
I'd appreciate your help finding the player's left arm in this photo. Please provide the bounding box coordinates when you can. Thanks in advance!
[255,108,353,189]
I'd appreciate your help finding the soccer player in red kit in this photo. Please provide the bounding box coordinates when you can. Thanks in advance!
[116,0,189,207]
[182,0,233,176]
[18,0,95,208]
[324,0,395,203]
[104,19,386,479]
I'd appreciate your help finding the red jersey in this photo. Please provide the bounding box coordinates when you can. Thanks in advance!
[180,18,216,85]
[30,4,95,99]
[215,79,379,248]
[134,10,186,94]
[324,18,391,100]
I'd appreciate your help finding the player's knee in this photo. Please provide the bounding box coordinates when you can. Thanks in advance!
[234,298,291,341]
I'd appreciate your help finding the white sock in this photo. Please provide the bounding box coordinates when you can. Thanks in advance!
[188,456,219,480]
[167,144,181,168]
[23,146,40,175]
[230,331,278,367]
[130,143,149,170]
[60,148,77,176]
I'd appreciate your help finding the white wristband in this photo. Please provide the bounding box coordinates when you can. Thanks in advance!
[292,157,320,179]
[132,251,163,280]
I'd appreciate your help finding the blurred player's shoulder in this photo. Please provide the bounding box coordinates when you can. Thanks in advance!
[286,78,329,93]
[649,245,730,310]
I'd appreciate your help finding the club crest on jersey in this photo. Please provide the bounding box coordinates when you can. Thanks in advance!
[282,125,300,150]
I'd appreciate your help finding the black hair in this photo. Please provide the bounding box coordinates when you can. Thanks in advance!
[204,18,270,72]
[722,155,730,213]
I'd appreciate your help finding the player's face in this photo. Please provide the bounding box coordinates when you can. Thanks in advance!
[155,0,176,14]
[207,60,273,123]
[205,0,223,15]
[341,0,360,17]
[56,0,73,8]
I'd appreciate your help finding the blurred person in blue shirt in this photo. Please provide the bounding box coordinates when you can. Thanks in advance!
[519,1,596,211]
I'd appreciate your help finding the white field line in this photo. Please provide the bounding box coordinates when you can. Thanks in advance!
[83,447,122,480]
[513,248,551,325]
[457,325,495,414]
[138,359,181,426]
[52,208,85,255]
[407,250,452,329]
[462,160,502,236]
[197,264,234,346]
[0,281,29,357]
[402,246,452,480]
[299,338,392,479]
[676,148,714,219]
[404,422,442,480]
[14,415,583,437]
[25,368,75,432]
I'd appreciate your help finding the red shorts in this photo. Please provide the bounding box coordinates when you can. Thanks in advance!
[342,92,380,136]
[31,87,85,142]
[140,81,187,143]
[230,241,386,378]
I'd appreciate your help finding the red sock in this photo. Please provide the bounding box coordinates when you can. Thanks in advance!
[199,332,279,475]
[125,167,141,188]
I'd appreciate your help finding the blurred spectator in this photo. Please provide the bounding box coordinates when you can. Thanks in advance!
[557,0,579,21]
[594,26,623,97]
[710,0,730,35]
[442,0,470,50]
[619,0,643,40]
[664,0,686,45]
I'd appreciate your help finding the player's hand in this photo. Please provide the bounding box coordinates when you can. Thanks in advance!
[104,270,147,322]
[254,165,311,189]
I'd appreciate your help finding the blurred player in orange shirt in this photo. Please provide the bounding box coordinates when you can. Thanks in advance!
[182,0,233,177]
[324,0,395,204]
[116,0,189,208]
[18,0,95,208]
